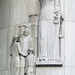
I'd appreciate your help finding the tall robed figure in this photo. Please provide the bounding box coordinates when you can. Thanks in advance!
[38,0,61,61]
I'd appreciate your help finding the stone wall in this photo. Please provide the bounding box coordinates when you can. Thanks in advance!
[0,0,12,74]
[64,0,75,74]
[0,0,75,75]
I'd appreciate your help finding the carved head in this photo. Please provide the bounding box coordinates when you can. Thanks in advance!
[23,29,29,36]
[28,48,34,55]
[13,35,19,42]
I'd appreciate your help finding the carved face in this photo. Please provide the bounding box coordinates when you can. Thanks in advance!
[23,29,29,36]
[13,35,19,42]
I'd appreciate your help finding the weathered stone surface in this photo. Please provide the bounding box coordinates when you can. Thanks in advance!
[65,0,75,21]
[0,71,7,75]
[0,28,8,71]
[65,67,75,75]
[36,67,64,75]
[65,22,75,66]
[0,0,11,29]
[11,0,28,25]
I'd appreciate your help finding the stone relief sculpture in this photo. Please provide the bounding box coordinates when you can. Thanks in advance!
[38,0,64,61]
[53,11,60,24]
[10,35,26,75]
[38,0,54,61]
[19,28,32,75]
[26,49,35,75]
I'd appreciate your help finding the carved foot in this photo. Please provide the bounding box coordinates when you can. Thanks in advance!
[38,56,48,61]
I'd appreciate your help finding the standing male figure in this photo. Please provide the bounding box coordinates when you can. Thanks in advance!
[19,29,32,75]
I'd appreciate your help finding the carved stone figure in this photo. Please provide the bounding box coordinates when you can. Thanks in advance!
[26,48,35,75]
[19,29,32,75]
[38,0,63,61]
[10,35,26,75]
[38,0,54,61]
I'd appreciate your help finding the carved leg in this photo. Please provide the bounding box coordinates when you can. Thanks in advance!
[39,20,48,60]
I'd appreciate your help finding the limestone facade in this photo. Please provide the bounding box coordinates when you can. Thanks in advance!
[0,0,75,75]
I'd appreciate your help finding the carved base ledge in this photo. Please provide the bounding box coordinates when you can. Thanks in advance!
[36,61,63,67]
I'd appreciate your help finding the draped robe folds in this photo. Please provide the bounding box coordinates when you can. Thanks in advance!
[38,0,60,60]
[11,41,25,75]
